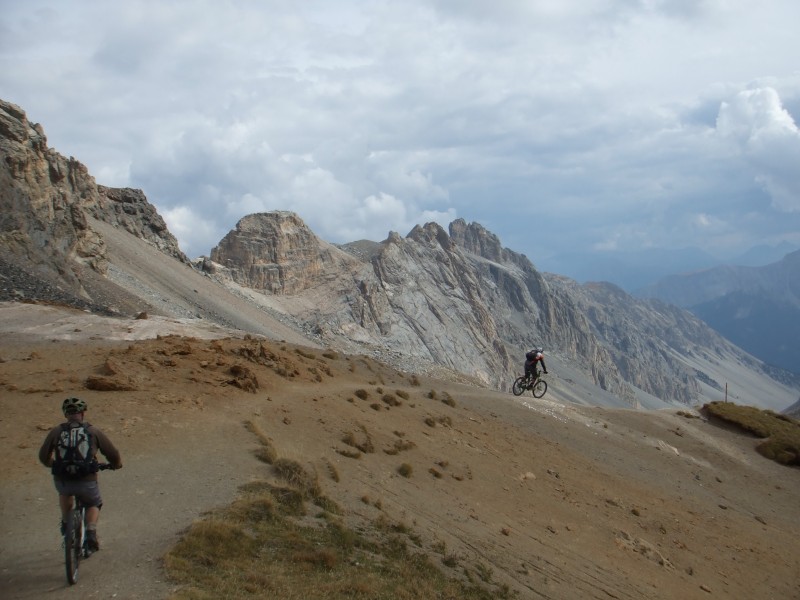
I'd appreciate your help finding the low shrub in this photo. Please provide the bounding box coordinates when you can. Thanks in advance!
[703,401,800,466]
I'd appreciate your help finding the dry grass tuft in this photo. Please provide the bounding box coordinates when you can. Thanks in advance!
[384,438,416,455]
[164,419,514,600]
[165,486,511,600]
[273,458,322,498]
[245,420,278,464]
[325,459,340,482]
[165,519,257,572]
[703,401,800,466]
[382,393,402,406]
[424,415,453,428]
[336,448,362,459]
[342,425,375,454]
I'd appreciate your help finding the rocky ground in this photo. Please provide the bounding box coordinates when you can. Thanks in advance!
[0,302,799,600]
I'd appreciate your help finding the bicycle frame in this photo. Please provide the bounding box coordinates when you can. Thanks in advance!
[62,463,112,585]
[512,374,548,398]
[64,500,85,584]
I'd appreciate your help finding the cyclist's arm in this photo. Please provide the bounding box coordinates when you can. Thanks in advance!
[94,428,123,469]
[38,427,58,468]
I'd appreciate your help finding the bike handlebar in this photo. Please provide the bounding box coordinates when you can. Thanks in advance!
[97,463,117,471]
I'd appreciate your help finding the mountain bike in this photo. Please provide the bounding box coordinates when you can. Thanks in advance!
[512,373,547,398]
[64,463,114,585]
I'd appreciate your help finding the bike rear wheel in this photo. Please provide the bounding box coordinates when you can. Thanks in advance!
[65,508,82,584]
[531,379,547,398]
[512,376,527,396]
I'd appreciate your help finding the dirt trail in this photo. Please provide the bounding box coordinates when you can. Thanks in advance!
[0,304,267,599]
[1,409,263,600]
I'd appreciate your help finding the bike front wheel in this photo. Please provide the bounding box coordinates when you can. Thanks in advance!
[512,376,527,396]
[531,379,547,398]
[65,508,82,585]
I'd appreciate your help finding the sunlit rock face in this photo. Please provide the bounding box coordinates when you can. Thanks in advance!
[0,98,186,302]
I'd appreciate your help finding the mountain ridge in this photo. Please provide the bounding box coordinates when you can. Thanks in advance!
[637,250,800,374]
[2,97,798,411]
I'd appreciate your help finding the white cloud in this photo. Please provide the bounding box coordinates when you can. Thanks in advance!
[717,88,800,212]
[160,205,219,256]
[2,0,800,277]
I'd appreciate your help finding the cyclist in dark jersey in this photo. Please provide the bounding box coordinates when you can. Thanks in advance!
[524,348,548,381]
[39,397,122,552]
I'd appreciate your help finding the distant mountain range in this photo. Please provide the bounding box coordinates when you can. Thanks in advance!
[636,251,800,374]
[541,243,799,292]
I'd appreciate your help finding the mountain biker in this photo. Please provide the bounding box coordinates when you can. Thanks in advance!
[38,397,122,552]
[524,347,548,382]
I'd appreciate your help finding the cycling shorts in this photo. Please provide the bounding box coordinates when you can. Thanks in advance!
[54,479,103,508]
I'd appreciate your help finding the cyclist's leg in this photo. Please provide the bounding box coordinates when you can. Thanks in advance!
[76,482,103,550]
[58,494,74,522]
[54,480,76,527]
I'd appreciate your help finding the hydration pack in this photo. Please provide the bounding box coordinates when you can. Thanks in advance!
[52,422,98,479]
[526,350,538,361]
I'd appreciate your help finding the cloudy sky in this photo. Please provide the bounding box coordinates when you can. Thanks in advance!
[2,0,799,284]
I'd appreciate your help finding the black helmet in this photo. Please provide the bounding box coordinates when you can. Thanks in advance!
[62,397,88,415]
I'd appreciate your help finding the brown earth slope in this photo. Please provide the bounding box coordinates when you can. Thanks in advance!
[0,303,798,600]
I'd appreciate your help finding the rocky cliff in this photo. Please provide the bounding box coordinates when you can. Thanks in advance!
[209,212,633,400]
[0,99,187,306]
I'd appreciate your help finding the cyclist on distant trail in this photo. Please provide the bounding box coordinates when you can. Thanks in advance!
[524,347,548,382]
[38,397,122,552]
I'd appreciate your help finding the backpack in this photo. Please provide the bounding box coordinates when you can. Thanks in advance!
[525,350,538,361]
[52,422,98,479]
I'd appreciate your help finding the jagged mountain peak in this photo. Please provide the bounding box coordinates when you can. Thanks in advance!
[406,221,453,250]
[448,218,504,262]
[209,210,361,295]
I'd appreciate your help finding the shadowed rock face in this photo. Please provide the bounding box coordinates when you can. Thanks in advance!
[3,96,797,408]
[94,186,188,264]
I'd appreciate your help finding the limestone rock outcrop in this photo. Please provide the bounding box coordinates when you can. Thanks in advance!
[1,99,107,293]
[210,212,359,294]
[0,98,186,304]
